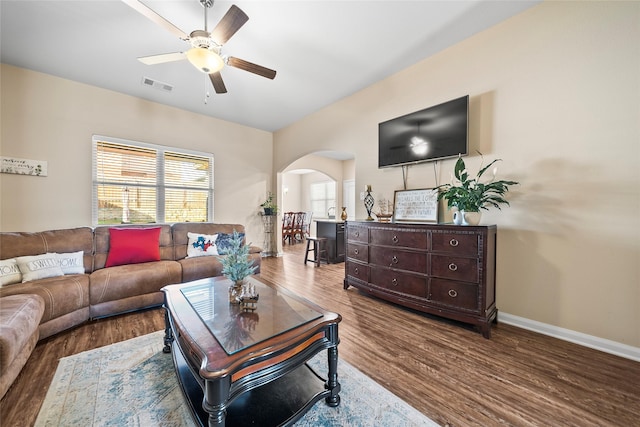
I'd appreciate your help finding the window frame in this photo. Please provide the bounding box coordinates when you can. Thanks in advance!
[309,180,336,219]
[92,135,214,226]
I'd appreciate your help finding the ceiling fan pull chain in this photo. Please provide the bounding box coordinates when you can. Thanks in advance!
[204,75,210,104]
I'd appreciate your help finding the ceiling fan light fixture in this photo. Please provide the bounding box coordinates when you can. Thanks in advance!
[186,47,224,73]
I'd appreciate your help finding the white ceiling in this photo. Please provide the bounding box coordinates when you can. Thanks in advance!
[0,0,539,132]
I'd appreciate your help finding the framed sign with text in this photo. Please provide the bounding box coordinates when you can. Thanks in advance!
[392,188,439,223]
[1,156,48,177]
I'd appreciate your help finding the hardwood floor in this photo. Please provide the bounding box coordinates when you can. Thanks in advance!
[2,243,638,426]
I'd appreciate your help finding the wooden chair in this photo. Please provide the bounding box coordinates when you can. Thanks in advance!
[292,212,306,243]
[282,212,295,244]
[302,211,313,239]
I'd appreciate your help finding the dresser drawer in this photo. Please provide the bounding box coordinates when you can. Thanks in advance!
[346,261,369,282]
[369,228,427,249]
[346,243,368,262]
[431,232,479,256]
[346,225,368,243]
[430,255,479,283]
[371,267,427,298]
[429,278,479,311]
[370,246,427,274]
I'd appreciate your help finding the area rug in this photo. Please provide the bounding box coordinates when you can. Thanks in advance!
[35,331,439,427]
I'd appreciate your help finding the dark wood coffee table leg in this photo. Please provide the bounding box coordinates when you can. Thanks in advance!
[325,345,341,407]
[202,377,231,427]
[163,306,173,354]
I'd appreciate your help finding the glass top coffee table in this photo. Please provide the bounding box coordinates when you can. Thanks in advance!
[162,276,341,427]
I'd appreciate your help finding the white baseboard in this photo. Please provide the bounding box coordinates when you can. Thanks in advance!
[499,312,640,362]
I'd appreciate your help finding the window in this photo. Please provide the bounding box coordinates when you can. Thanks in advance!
[92,136,214,225]
[309,181,336,218]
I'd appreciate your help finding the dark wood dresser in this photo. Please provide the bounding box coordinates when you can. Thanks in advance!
[343,221,497,338]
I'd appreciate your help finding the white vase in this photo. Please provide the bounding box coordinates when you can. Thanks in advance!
[462,210,481,226]
[452,210,463,225]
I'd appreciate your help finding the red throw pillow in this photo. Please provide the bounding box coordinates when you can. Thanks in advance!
[105,227,161,267]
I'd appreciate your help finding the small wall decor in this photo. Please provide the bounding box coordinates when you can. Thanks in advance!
[393,188,439,223]
[1,157,48,177]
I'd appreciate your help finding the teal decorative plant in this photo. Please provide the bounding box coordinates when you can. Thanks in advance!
[437,154,518,212]
[218,230,257,283]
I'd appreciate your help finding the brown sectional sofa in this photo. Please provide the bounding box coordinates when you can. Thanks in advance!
[0,222,261,399]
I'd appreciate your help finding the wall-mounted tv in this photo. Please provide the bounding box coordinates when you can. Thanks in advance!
[378,95,469,168]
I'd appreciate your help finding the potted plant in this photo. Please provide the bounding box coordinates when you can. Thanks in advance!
[218,230,258,303]
[436,154,518,225]
[260,192,278,216]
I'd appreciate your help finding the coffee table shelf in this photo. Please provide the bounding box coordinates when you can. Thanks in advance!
[173,342,332,427]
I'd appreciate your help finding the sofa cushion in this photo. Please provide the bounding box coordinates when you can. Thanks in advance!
[0,259,22,286]
[94,224,173,270]
[0,294,45,372]
[186,232,219,257]
[89,260,182,318]
[105,227,161,267]
[0,228,94,273]
[0,294,45,399]
[16,254,64,282]
[0,274,90,330]
[56,251,85,275]
[216,232,245,255]
[172,223,247,260]
[179,256,225,283]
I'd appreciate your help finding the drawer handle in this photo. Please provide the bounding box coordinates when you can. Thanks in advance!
[392,278,398,286]
[449,238,459,247]
[354,267,359,274]
[392,235,399,243]
[448,289,458,298]
[354,249,359,255]
[391,255,399,265]
[355,231,359,237]
[448,263,458,271]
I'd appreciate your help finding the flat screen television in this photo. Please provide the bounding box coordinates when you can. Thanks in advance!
[378,95,469,168]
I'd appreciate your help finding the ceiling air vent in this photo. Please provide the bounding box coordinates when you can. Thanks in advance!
[141,77,173,92]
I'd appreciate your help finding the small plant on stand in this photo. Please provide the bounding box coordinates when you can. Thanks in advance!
[260,192,278,216]
[219,230,258,303]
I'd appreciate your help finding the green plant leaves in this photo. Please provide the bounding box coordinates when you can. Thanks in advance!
[436,155,518,212]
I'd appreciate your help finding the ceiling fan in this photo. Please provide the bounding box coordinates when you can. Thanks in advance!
[123,0,276,94]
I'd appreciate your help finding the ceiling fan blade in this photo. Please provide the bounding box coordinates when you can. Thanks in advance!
[210,5,249,45]
[209,72,227,94]
[138,52,186,65]
[228,57,277,80]
[122,0,189,40]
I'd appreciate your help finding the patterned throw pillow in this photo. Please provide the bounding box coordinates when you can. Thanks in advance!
[16,253,65,282]
[186,232,219,257]
[215,232,245,255]
[56,251,85,274]
[0,258,22,286]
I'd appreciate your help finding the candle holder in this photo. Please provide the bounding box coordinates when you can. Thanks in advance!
[364,185,375,221]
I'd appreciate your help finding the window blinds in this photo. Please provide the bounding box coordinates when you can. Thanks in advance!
[92,136,214,225]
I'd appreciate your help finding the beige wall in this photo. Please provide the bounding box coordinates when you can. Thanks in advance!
[274,2,640,346]
[0,64,273,246]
